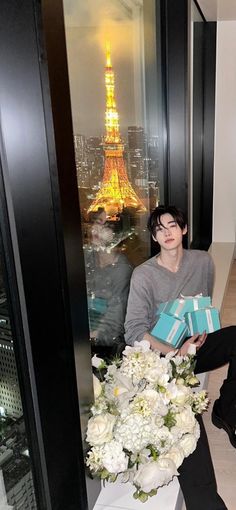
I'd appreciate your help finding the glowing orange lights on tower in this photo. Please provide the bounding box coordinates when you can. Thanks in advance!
[88,44,146,215]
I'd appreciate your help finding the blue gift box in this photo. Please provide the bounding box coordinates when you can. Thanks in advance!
[151,312,189,348]
[88,296,108,331]
[185,307,221,335]
[156,296,212,319]
[87,296,107,314]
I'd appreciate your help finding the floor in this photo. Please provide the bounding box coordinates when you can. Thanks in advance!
[183,260,236,510]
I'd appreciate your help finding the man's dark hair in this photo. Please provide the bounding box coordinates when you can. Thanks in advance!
[147,205,187,237]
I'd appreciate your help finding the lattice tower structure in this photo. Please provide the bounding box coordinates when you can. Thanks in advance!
[88,44,146,215]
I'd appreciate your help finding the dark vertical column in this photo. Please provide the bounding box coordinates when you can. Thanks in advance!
[201,22,216,248]
[161,0,189,214]
[192,19,204,247]
[190,19,216,250]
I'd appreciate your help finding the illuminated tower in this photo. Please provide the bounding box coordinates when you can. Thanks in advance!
[88,44,146,215]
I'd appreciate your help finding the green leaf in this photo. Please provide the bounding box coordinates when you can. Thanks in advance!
[139,491,148,503]
[109,473,118,482]
[149,489,157,497]
[133,490,139,499]
[164,410,177,429]
[100,469,109,479]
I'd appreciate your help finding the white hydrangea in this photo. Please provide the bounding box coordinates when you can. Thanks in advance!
[101,440,129,473]
[114,414,153,453]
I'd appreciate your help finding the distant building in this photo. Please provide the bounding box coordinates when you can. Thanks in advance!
[0,302,22,419]
[6,469,36,510]
[0,469,13,509]
[86,136,104,186]
[147,135,159,182]
[127,126,147,185]
[1,419,37,510]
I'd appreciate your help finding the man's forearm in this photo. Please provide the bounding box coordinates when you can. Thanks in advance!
[142,332,175,354]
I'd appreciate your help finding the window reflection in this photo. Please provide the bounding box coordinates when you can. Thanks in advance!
[63,0,162,355]
[85,207,133,356]
[0,259,37,508]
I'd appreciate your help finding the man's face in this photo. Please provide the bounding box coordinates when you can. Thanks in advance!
[153,213,187,250]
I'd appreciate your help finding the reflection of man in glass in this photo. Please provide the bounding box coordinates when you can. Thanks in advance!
[85,208,133,357]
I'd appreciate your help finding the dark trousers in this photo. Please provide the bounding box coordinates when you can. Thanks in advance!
[178,325,236,510]
[196,325,236,424]
[178,416,227,510]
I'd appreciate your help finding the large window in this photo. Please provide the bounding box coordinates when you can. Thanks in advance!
[62,0,164,355]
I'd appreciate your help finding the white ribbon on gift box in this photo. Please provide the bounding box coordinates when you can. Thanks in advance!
[180,293,203,299]
[205,308,214,333]
[187,314,194,336]
[166,319,187,345]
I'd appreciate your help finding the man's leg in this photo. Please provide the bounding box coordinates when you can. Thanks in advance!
[178,416,227,510]
[195,326,236,425]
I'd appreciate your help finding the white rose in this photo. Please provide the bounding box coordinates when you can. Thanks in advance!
[93,375,102,398]
[171,385,191,406]
[175,406,196,433]
[179,433,198,457]
[162,446,185,468]
[134,458,178,493]
[86,413,116,446]
[186,375,199,386]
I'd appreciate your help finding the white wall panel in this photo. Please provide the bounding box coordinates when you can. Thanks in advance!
[213,21,236,242]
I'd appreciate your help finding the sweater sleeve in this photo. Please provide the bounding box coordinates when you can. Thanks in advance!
[96,261,133,345]
[124,267,154,346]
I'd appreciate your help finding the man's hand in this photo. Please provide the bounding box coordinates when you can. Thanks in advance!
[179,332,207,356]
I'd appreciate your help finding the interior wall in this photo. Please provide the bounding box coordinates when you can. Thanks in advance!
[213,21,236,242]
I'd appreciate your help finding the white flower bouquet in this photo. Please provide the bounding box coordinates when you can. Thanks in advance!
[86,341,209,503]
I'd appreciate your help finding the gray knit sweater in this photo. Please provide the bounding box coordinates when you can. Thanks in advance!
[124,249,214,346]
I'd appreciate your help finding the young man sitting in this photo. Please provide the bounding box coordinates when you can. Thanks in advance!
[125,205,236,510]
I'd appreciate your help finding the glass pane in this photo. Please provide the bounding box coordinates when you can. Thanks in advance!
[63,0,164,355]
[0,249,37,508]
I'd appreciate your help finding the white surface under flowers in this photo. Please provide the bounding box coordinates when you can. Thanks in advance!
[86,341,209,504]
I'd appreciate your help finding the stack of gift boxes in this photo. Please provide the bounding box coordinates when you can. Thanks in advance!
[151,295,221,348]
